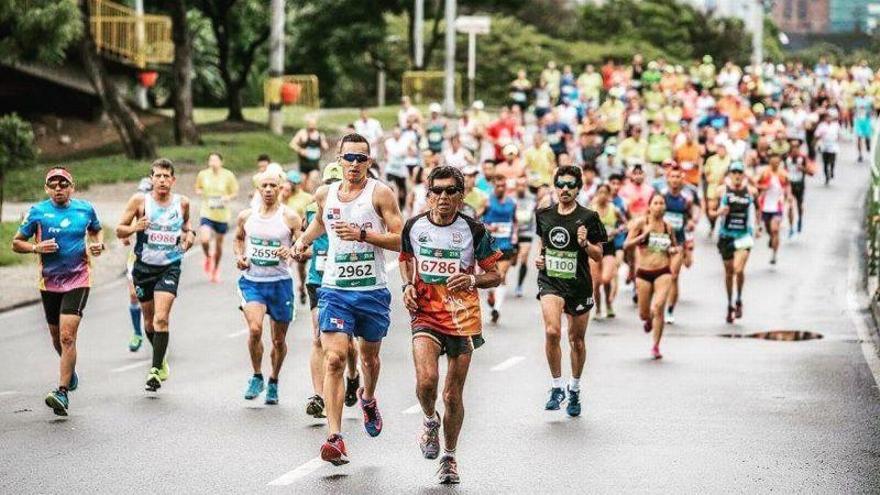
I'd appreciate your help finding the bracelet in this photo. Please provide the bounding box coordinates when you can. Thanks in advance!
[32,244,37,254]
[468,274,476,289]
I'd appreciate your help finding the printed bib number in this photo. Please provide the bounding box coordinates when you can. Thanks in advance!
[305,147,321,161]
[664,212,685,231]
[647,232,671,253]
[417,246,461,284]
[545,248,577,279]
[247,237,281,266]
[512,91,527,102]
[207,196,225,209]
[733,235,754,250]
[334,251,377,288]
[146,229,178,248]
[428,131,443,143]
[726,213,747,231]
[314,250,327,272]
[491,222,513,239]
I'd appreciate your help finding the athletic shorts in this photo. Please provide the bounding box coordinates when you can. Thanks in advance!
[761,211,782,226]
[40,288,90,326]
[318,288,391,342]
[856,117,873,138]
[199,217,229,235]
[131,261,181,302]
[516,235,533,247]
[499,248,517,262]
[602,242,616,257]
[791,182,805,204]
[300,159,320,175]
[413,327,484,358]
[717,235,751,261]
[238,277,295,323]
[306,282,320,310]
[538,290,594,316]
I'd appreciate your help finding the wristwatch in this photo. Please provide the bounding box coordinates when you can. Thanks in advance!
[359,227,367,242]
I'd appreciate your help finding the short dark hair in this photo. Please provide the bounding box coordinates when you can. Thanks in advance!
[208,152,223,161]
[427,166,465,192]
[257,154,271,162]
[608,173,625,182]
[150,158,175,176]
[554,165,583,189]
[338,132,371,155]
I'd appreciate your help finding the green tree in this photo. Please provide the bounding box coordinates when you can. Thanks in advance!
[0,0,81,64]
[0,114,38,220]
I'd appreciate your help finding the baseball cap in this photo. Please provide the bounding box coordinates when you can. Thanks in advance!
[429,102,442,113]
[728,161,745,172]
[286,170,303,184]
[502,143,519,156]
[45,168,73,184]
[322,163,343,183]
[462,165,479,176]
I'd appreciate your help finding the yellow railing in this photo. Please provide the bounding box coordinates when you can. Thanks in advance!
[89,0,173,68]
[264,75,321,109]
[403,71,461,106]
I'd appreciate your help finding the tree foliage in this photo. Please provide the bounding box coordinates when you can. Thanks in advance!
[0,0,81,64]
[0,113,38,219]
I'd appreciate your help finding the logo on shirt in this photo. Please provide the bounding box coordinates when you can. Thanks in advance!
[549,227,569,248]
[418,231,431,243]
[329,317,345,329]
[60,218,71,228]
[327,208,341,220]
[452,232,463,245]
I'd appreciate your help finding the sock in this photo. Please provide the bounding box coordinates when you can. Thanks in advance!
[494,286,507,312]
[551,376,565,389]
[667,305,674,314]
[517,263,528,287]
[444,448,456,459]
[254,373,264,380]
[569,377,581,392]
[424,413,438,424]
[58,386,68,394]
[151,332,169,369]
[145,330,155,345]
[268,377,277,384]
[128,303,142,336]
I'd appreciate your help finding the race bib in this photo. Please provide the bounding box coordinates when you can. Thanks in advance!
[314,249,327,272]
[334,251,377,288]
[207,196,225,209]
[512,91,527,103]
[547,133,561,145]
[545,248,577,279]
[305,147,321,161]
[516,207,532,224]
[428,131,443,143]
[733,235,754,250]
[146,229,178,248]
[247,237,281,266]
[417,246,461,284]
[681,161,695,171]
[664,212,685,231]
[491,222,513,239]
[647,232,671,253]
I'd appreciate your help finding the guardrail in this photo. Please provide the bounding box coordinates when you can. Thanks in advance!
[89,0,173,68]
[867,124,880,300]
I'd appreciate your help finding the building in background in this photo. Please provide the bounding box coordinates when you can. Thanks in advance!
[772,0,830,33]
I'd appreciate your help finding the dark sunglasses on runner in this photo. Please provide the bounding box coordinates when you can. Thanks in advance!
[429,185,461,196]
[341,153,370,163]
[554,179,579,190]
[46,180,71,190]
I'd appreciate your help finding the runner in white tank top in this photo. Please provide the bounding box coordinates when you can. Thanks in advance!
[293,134,403,467]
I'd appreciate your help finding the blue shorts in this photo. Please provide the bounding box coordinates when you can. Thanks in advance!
[200,217,229,235]
[317,288,391,342]
[855,117,873,138]
[238,277,295,323]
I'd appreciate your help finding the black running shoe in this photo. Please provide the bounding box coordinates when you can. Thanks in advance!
[344,375,359,408]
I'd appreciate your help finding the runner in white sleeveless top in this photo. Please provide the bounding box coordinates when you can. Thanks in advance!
[294,133,403,466]
[233,169,302,405]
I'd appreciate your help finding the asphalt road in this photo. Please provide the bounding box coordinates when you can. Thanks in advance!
[2,148,879,494]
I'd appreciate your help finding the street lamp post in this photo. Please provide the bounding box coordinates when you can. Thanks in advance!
[268,0,284,136]
[443,0,456,115]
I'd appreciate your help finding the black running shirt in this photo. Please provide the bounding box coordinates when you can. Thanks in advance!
[535,203,607,298]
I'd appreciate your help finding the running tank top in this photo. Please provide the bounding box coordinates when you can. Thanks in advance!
[761,173,784,213]
[662,191,689,235]
[322,179,387,290]
[243,205,292,282]
[302,132,322,162]
[720,187,752,237]
[595,203,618,231]
[136,194,184,266]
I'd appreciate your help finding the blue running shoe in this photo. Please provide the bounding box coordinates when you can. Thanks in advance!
[544,387,565,410]
[244,375,264,400]
[68,371,78,392]
[566,387,582,417]
[45,390,69,416]
[265,382,279,405]
[358,388,383,437]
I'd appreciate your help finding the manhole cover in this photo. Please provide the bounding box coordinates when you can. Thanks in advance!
[720,330,823,341]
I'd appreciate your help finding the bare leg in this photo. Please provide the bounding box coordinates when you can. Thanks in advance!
[441,351,473,452]
[650,275,673,347]
[58,314,81,388]
[540,294,565,380]
[358,339,382,400]
[413,337,441,418]
[567,312,589,379]
[309,308,324,395]
[243,303,266,375]
[321,332,351,435]
[269,321,289,380]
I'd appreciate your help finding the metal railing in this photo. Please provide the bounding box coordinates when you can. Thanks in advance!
[402,71,461,106]
[263,75,320,109]
[88,0,173,68]
[866,124,880,298]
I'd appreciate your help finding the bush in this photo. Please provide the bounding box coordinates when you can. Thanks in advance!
[0,113,38,218]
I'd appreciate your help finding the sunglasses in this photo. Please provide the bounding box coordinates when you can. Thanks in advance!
[46,181,71,190]
[341,153,370,163]
[554,180,579,190]
[430,185,461,196]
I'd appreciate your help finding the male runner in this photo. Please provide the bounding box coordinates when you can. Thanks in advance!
[482,174,518,323]
[757,155,790,265]
[116,159,195,392]
[400,166,502,484]
[290,118,330,192]
[283,171,314,304]
[460,166,488,220]
[233,169,301,404]
[513,180,537,297]
[195,152,238,283]
[122,177,153,352]
[293,133,403,465]
[12,168,105,416]
[534,166,606,417]
[658,165,701,324]
[784,139,811,237]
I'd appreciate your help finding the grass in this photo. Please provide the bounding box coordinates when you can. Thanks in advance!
[0,221,28,267]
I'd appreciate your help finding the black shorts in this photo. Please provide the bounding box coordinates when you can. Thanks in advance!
[538,290,594,316]
[717,235,750,261]
[306,282,320,310]
[412,327,484,358]
[791,182,805,205]
[516,235,533,247]
[602,242,615,257]
[131,261,182,302]
[386,174,407,193]
[499,249,517,262]
[40,288,90,326]
[299,160,320,175]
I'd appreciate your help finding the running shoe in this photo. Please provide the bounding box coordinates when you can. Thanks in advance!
[788,228,795,239]
[128,334,143,352]
[419,413,441,459]
[157,358,170,381]
[299,290,307,305]
[664,309,675,325]
[545,387,565,410]
[320,434,350,466]
[735,300,743,319]
[358,388,383,437]
[606,306,616,318]
[491,309,500,324]
[726,306,735,324]
[265,382,279,405]
[566,387,582,417]
[344,375,360,408]
[244,375,264,400]
[306,395,326,418]
[643,319,652,333]
[210,266,221,284]
[770,255,777,265]
[45,390,69,416]
[514,286,523,298]
[651,345,663,360]
[145,368,162,392]
[68,371,78,392]
[437,455,460,484]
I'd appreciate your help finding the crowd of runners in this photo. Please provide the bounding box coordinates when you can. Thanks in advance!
[12,54,876,484]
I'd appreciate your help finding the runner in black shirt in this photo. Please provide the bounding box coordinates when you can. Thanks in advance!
[534,166,606,417]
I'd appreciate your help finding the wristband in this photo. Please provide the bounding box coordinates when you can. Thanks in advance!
[469,274,476,289]
[359,228,367,242]
[402,282,413,293]
[32,244,37,254]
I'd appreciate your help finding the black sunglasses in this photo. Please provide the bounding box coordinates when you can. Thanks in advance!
[554,179,579,190]
[46,181,71,190]
[430,185,461,196]
[341,153,370,163]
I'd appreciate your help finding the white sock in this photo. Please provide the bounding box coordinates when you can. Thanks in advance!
[569,377,581,392]
[444,448,456,459]
[551,376,565,389]
[494,286,507,312]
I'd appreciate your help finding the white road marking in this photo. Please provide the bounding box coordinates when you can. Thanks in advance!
[385,259,399,273]
[491,356,525,371]
[402,403,422,415]
[0,391,18,397]
[267,457,326,486]
[111,359,151,373]
[846,233,880,389]
[227,328,249,339]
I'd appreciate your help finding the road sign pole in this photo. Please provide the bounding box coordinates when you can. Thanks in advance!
[414,0,424,69]
[443,0,457,115]
[268,0,285,136]
[467,31,476,105]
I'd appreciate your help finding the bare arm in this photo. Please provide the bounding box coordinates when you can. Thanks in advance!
[116,194,147,239]
[366,184,403,252]
[233,210,250,270]
[296,186,328,249]
[623,218,647,250]
[12,231,57,254]
[289,130,305,154]
[180,196,195,251]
